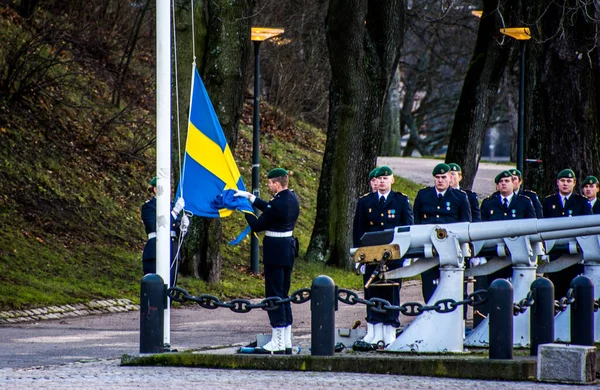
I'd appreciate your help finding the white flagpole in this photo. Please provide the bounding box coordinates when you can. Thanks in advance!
[156,0,171,348]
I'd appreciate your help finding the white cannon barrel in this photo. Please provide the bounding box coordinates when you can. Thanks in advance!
[353,215,600,260]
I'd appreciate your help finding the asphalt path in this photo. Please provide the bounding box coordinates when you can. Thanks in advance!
[378,156,514,197]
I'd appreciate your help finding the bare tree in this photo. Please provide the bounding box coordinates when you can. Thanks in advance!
[524,0,600,196]
[175,0,252,283]
[306,0,405,267]
[445,0,520,189]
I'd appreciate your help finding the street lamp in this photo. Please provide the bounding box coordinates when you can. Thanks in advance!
[500,27,531,174]
[250,27,284,274]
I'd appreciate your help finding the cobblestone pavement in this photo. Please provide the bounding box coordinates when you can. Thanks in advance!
[0,358,590,389]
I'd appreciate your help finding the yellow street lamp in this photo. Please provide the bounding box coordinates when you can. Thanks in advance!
[250,27,284,274]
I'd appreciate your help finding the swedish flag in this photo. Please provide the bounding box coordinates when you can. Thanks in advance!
[177,67,253,242]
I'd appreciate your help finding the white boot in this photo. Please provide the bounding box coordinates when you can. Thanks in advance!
[362,322,375,344]
[372,323,384,345]
[383,325,397,347]
[255,327,285,354]
[284,325,292,354]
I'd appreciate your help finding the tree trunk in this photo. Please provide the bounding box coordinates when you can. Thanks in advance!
[177,0,251,284]
[306,0,405,267]
[381,67,401,156]
[445,0,520,189]
[524,1,600,196]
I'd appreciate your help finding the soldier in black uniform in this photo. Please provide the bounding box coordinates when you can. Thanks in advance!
[543,169,592,299]
[353,166,414,347]
[474,170,536,326]
[352,167,380,346]
[508,168,543,218]
[448,163,481,222]
[413,163,471,303]
[140,177,185,285]
[481,171,536,221]
[234,168,300,354]
[581,176,600,214]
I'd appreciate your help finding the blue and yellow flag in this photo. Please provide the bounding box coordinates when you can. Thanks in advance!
[177,67,253,243]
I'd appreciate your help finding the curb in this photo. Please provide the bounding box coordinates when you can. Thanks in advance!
[0,299,139,323]
[121,351,537,381]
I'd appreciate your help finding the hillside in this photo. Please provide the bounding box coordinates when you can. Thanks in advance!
[0,4,427,311]
[0,4,368,311]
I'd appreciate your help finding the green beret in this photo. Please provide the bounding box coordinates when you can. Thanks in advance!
[583,176,598,186]
[495,170,512,184]
[557,169,576,180]
[448,163,461,172]
[432,163,450,176]
[509,168,522,178]
[375,166,393,177]
[368,168,379,181]
[149,177,157,187]
[267,168,288,179]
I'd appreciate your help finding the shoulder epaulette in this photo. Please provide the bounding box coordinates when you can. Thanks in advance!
[359,192,371,199]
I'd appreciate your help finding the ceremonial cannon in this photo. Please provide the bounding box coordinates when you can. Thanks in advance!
[351,215,600,352]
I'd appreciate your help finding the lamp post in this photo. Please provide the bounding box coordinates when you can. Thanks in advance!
[250,27,284,274]
[500,27,531,174]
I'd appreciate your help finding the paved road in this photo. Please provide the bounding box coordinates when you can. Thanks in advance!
[378,157,514,197]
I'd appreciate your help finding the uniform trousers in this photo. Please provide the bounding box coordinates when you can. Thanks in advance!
[264,263,293,328]
[363,262,402,327]
[142,238,178,285]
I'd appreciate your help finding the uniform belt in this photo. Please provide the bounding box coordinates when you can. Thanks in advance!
[265,230,293,237]
[148,231,177,239]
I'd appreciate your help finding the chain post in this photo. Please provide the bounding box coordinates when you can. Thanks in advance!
[530,277,554,356]
[311,275,336,356]
[488,279,513,360]
[140,273,165,353]
[570,275,594,346]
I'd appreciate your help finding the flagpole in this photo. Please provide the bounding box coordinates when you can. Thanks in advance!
[156,0,171,348]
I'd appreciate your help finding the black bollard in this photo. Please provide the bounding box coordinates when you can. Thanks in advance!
[530,277,554,356]
[488,278,513,360]
[570,275,594,346]
[311,275,336,356]
[140,273,165,353]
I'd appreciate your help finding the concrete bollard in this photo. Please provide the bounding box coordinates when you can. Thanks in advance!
[570,275,594,346]
[140,273,165,353]
[311,275,336,356]
[488,278,513,360]
[530,277,554,356]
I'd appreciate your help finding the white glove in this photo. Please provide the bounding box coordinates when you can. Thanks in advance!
[171,197,185,218]
[173,197,185,213]
[180,214,190,231]
[234,190,256,203]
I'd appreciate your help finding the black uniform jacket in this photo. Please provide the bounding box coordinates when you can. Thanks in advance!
[480,193,536,221]
[245,189,300,267]
[592,199,600,214]
[353,190,414,247]
[542,193,592,218]
[413,187,472,225]
[464,189,482,222]
[141,197,178,261]
[516,189,543,218]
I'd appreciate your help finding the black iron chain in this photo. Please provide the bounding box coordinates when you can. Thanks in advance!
[336,288,488,317]
[554,287,575,314]
[513,290,535,316]
[167,287,311,313]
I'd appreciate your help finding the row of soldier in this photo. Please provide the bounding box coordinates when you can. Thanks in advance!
[351,163,600,350]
